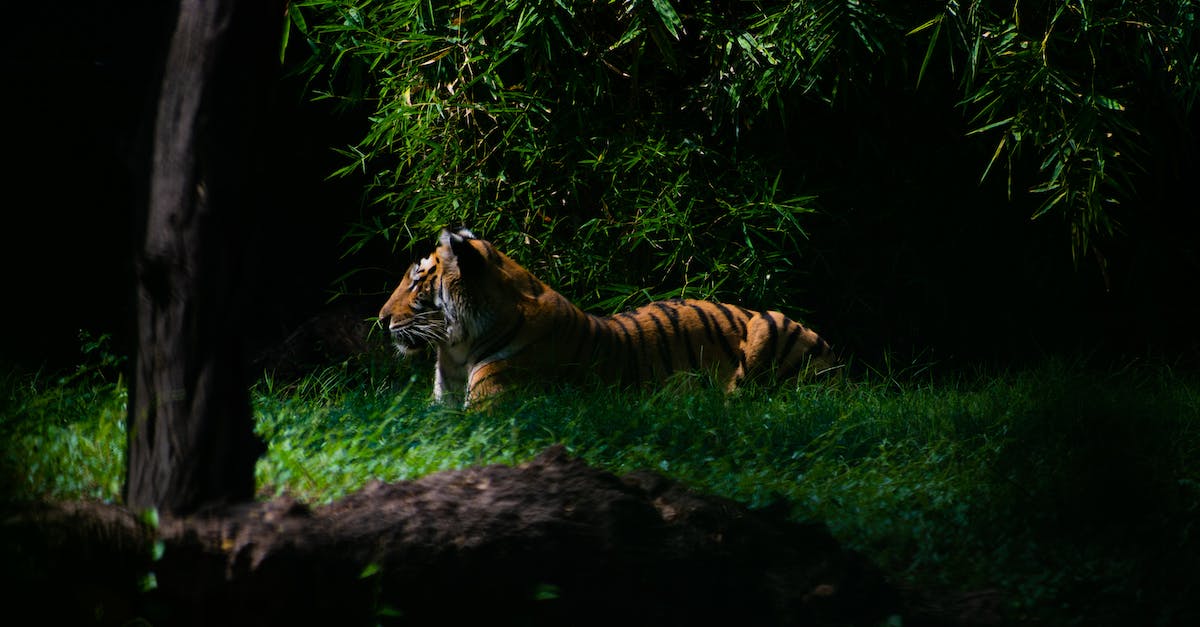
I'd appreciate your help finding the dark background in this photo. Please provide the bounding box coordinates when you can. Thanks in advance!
[2,2,371,375]
[4,2,1198,377]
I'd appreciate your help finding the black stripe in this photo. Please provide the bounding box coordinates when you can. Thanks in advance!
[712,302,740,333]
[687,302,739,364]
[469,367,504,396]
[684,302,718,345]
[643,307,675,377]
[619,312,650,380]
[779,320,803,364]
[776,321,805,379]
[571,315,598,366]
[609,312,648,384]
[554,298,580,360]
[757,312,785,383]
[470,312,525,362]
[407,263,420,291]
[763,312,779,361]
[712,302,748,364]
[654,302,698,370]
[596,317,613,366]
[526,275,544,297]
[604,317,624,379]
[609,315,642,388]
[733,306,751,334]
[812,338,832,364]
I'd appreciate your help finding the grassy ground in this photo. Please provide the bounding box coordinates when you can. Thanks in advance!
[3,346,1199,626]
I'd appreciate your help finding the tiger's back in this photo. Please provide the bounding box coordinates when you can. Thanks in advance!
[549,298,834,392]
[379,228,836,407]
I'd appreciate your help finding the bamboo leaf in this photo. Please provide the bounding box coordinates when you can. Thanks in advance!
[650,0,684,39]
[913,17,942,90]
[906,15,942,37]
[980,135,1007,183]
[967,116,1015,136]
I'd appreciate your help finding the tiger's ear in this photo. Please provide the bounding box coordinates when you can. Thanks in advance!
[439,227,477,248]
[447,226,476,240]
[439,227,484,273]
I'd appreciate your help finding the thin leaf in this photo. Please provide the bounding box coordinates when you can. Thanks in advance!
[650,0,684,39]
[913,17,942,90]
[980,135,1007,183]
[967,116,1015,136]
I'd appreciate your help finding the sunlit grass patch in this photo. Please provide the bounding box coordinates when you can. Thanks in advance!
[1,335,128,503]
[5,352,1199,625]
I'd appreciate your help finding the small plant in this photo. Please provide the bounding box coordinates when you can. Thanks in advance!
[1,331,128,503]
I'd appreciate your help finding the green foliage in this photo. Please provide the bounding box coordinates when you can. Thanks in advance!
[287,0,850,309]
[287,0,1200,292]
[914,0,1200,262]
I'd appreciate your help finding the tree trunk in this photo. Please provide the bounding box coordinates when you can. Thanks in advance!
[126,0,284,514]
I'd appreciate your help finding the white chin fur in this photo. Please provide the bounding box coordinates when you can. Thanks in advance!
[394,341,419,356]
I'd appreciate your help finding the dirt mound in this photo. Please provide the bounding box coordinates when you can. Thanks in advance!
[2,446,998,626]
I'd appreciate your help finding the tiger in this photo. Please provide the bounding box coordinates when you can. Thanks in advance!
[378,227,837,407]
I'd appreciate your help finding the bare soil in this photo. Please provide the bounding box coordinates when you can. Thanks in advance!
[2,446,999,626]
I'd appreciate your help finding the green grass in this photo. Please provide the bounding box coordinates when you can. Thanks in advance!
[2,335,128,503]
[4,350,1199,625]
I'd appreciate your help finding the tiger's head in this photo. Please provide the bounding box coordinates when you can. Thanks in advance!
[378,227,540,354]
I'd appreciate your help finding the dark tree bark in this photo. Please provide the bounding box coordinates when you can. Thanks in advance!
[126,0,285,514]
